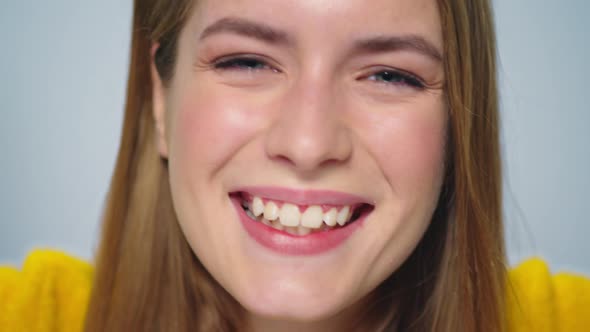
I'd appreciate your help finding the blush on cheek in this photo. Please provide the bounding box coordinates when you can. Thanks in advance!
[371,112,447,196]
[404,120,445,168]
[172,92,260,173]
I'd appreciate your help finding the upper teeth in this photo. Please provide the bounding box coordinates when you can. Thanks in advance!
[249,196,352,229]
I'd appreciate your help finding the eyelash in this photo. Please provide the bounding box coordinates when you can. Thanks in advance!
[363,69,425,89]
[213,55,279,72]
[212,55,425,89]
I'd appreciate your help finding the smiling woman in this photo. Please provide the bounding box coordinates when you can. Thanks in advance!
[1,0,589,331]
[88,0,495,330]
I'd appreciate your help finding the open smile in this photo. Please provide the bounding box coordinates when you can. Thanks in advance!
[229,187,374,255]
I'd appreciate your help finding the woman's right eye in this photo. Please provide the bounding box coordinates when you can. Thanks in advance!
[213,56,277,72]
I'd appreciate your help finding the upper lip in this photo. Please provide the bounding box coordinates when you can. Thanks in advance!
[231,186,375,206]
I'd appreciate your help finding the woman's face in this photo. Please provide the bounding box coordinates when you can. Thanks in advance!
[153,0,445,324]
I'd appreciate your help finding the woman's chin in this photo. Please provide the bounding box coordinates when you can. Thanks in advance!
[234,279,353,323]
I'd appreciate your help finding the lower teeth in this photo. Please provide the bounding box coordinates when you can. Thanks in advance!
[245,208,257,220]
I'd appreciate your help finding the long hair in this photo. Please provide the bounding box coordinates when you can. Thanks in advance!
[84,0,505,331]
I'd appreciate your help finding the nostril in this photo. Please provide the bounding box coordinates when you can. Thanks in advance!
[270,154,297,168]
[264,112,353,174]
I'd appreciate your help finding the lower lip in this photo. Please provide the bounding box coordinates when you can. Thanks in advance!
[230,196,367,256]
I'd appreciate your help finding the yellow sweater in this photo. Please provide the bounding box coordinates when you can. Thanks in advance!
[0,250,588,331]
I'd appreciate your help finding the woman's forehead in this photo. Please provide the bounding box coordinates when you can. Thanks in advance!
[189,0,442,50]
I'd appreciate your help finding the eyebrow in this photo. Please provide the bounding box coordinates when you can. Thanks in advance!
[353,35,443,62]
[199,17,293,45]
[199,16,442,62]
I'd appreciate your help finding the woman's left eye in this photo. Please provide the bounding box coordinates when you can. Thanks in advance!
[213,56,277,72]
[365,70,425,89]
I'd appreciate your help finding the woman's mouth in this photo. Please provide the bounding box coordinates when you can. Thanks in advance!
[235,191,372,236]
[229,188,374,255]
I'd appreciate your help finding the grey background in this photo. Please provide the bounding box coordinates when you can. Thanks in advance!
[1,1,589,274]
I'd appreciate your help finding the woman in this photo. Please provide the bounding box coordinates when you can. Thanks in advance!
[1,0,588,331]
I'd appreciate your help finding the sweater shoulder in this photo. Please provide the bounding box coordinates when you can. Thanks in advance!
[2,251,589,331]
[506,258,590,332]
[0,249,93,332]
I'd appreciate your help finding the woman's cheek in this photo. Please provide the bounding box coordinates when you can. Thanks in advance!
[170,88,262,174]
[362,105,447,198]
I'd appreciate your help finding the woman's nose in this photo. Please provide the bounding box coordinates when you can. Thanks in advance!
[264,77,353,175]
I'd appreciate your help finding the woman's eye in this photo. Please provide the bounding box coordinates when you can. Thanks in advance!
[213,57,276,72]
[366,70,425,89]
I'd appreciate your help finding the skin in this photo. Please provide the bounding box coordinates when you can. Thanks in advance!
[152,0,446,331]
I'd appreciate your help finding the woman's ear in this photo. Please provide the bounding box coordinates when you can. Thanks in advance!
[151,43,169,159]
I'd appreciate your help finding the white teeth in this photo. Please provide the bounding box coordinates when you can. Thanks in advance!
[336,206,350,226]
[279,203,300,227]
[245,195,358,233]
[297,226,311,236]
[264,201,279,221]
[245,207,256,219]
[323,208,338,227]
[301,206,323,229]
[252,196,265,217]
[271,219,284,231]
[284,226,299,236]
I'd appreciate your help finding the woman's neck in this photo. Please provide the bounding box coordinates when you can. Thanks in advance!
[246,311,352,332]
[247,318,339,332]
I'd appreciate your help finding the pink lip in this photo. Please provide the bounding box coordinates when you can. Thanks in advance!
[229,195,370,256]
[231,186,374,206]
